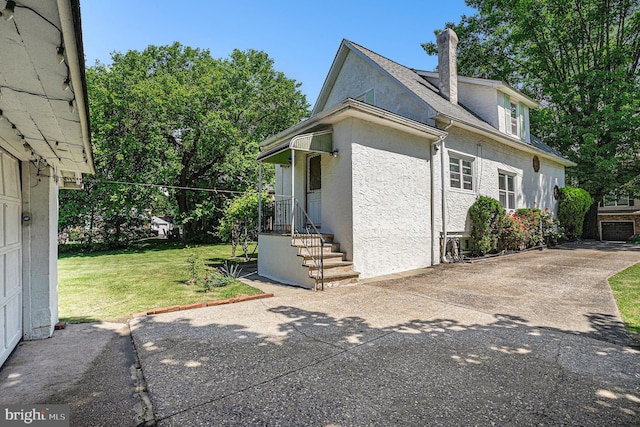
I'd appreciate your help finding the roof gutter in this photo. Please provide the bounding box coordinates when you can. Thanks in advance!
[438,113,576,167]
[57,0,94,173]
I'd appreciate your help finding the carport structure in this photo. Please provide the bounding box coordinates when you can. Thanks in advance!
[0,0,93,366]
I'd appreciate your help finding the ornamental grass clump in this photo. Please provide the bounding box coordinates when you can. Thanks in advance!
[202,262,243,292]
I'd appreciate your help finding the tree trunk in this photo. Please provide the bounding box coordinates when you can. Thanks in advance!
[176,188,189,240]
[582,202,600,240]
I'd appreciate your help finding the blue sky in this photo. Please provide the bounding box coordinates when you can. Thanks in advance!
[81,1,476,106]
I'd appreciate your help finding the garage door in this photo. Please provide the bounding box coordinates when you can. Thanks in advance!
[601,221,635,241]
[0,151,21,367]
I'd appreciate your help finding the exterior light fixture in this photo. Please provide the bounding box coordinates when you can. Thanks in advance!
[0,108,3,119]
[330,150,339,158]
[62,78,70,91]
[56,46,65,64]
[2,1,16,21]
[68,100,74,113]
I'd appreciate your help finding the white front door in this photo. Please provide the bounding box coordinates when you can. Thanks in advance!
[0,150,22,367]
[306,154,321,228]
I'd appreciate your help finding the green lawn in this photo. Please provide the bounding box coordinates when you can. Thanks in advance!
[58,240,262,323]
[609,263,640,335]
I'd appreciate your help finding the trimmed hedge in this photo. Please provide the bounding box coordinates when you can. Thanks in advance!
[557,187,593,240]
[469,198,564,256]
[469,196,505,256]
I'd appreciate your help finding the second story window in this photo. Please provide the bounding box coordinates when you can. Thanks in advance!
[510,102,518,135]
[355,89,374,105]
[504,94,526,140]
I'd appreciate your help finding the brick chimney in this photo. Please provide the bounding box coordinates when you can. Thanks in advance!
[436,28,459,105]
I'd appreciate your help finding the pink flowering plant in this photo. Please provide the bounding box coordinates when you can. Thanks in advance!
[470,197,565,256]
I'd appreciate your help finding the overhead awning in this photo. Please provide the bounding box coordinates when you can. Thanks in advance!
[258,130,332,164]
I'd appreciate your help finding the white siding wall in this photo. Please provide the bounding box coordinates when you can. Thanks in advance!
[349,118,432,279]
[457,82,500,129]
[322,52,437,126]
[443,127,565,233]
[321,120,353,258]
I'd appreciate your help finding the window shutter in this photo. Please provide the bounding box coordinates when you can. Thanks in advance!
[503,94,510,132]
[630,198,635,206]
[518,103,526,139]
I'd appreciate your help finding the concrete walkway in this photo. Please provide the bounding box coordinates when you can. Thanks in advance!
[130,241,640,426]
[0,322,149,426]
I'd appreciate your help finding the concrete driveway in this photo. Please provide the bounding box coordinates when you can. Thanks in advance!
[131,241,640,426]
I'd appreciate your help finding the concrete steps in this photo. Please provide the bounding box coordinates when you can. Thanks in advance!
[292,233,359,290]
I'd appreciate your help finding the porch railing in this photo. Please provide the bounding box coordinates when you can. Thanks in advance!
[261,197,325,290]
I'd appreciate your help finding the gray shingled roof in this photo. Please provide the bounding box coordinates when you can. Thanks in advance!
[344,40,570,162]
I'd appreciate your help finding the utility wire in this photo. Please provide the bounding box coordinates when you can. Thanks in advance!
[85,178,260,195]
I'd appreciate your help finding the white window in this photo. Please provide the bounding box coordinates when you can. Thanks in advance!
[510,102,518,135]
[450,156,473,191]
[504,94,526,139]
[499,172,516,209]
[603,195,632,207]
[355,89,374,104]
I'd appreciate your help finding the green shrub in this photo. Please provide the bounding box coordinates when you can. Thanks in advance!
[219,192,270,260]
[185,251,205,286]
[498,213,527,251]
[558,187,593,240]
[469,196,505,256]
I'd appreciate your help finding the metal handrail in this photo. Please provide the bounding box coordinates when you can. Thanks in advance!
[261,197,325,290]
[292,198,325,291]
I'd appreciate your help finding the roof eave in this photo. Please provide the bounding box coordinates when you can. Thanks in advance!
[261,99,446,155]
[439,114,576,167]
[58,0,94,174]
[416,70,539,108]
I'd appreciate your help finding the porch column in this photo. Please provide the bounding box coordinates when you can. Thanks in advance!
[22,162,59,340]
[258,163,262,233]
[290,150,295,236]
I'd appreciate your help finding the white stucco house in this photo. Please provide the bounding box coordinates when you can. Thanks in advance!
[0,0,93,366]
[257,29,574,290]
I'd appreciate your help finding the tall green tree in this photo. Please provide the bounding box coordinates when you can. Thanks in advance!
[61,43,309,242]
[423,0,640,237]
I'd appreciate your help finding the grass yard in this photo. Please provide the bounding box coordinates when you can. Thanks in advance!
[609,263,640,335]
[58,239,262,323]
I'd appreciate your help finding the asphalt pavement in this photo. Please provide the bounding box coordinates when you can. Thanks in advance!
[1,241,638,426]
[130,241,640,426]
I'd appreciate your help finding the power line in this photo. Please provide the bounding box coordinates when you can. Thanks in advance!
[86,178,259,195]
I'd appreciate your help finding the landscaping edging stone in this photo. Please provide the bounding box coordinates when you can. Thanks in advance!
[132,293,274,317]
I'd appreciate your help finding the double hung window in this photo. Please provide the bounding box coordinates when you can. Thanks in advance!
[498,172,516,209]
[449,156,473,191]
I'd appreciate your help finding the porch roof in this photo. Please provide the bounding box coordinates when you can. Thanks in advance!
[257,130,333,164]
[258,98,447,164]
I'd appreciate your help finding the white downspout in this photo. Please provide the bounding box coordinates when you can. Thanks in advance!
[430,138,442,266]
[440,120,454,263]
